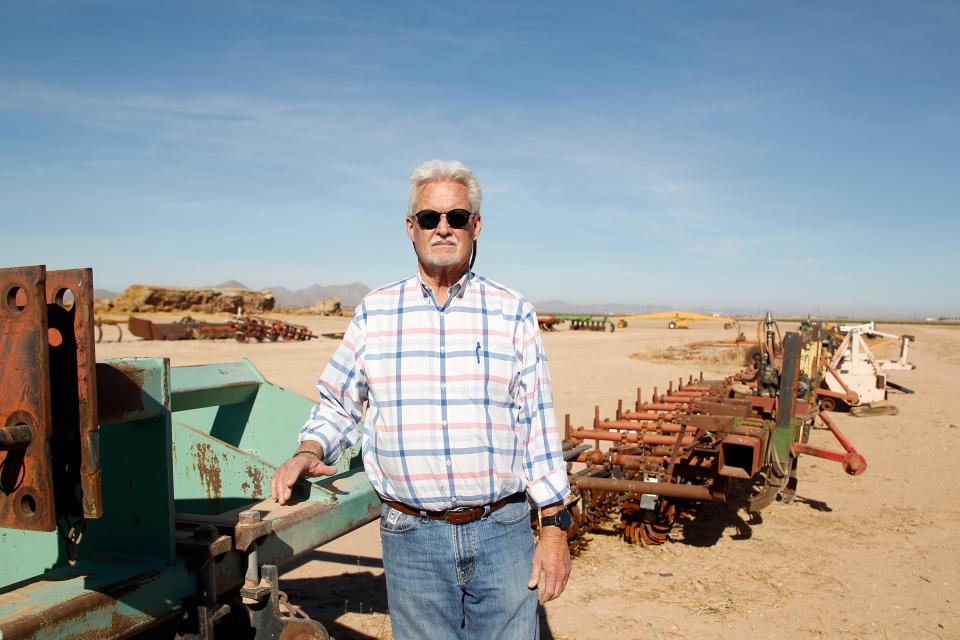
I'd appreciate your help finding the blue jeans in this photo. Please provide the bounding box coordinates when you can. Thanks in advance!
[379,499,539,639]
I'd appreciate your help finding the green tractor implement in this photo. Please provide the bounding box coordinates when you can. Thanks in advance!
[0,265,378,639]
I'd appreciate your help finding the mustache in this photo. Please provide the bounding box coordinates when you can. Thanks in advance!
[430,237,459,247]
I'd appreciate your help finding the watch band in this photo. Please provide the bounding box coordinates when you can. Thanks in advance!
[540,508,572,530]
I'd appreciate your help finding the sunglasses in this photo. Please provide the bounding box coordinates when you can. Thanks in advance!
[413,209,474,230]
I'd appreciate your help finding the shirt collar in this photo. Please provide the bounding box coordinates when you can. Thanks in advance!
[417,269,473,300]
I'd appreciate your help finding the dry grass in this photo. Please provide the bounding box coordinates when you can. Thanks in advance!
[629,343,749,370]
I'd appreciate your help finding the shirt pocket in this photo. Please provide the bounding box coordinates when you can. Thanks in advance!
[468,337,517,403]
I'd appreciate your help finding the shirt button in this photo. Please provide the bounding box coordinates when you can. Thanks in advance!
[440,383,446,389]
[451,497,458,504]
[441,420,447,427]
[440,347,445,353]
[446,459,452,466]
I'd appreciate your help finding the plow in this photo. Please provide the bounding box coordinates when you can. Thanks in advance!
[558,314,868,550]
[126,314,316,343]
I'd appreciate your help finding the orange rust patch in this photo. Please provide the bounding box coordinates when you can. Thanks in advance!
[194,442,222,504]
[245,466,265,498]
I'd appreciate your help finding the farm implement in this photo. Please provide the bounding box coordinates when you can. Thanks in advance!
[127,314,316,343]
[616,310,740,331]
[559,314,867,548]
[0,265,377,639]
[538,314,616,332]
[567,314,616,332]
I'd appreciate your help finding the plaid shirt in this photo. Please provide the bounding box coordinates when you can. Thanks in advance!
[299,270,569,510]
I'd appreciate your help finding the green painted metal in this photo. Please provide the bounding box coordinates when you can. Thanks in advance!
[86,357,176,563]
[257,464,381,566]
[0,357,379,639]
[0,528,64,587]
[171,421,337,515]
[171,359,323,469]
[96,357,170,425]
[169,360,263,413]
[0,557,194,639]
[0,357,175,586]
[769,416,801,464]
[169,358,360,516]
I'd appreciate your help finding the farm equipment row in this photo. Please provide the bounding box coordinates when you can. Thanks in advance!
[126,314,316,343]
[616,310,740,331]
[538,314,616,332]
[559,315,867,550]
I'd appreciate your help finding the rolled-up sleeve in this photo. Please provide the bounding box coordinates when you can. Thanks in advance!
[516,306,570,507]
[299,304,368,465]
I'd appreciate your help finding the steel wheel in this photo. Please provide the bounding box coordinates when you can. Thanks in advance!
[620,498,677,545]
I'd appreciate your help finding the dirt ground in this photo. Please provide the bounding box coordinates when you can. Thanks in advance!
[96,315,960,639]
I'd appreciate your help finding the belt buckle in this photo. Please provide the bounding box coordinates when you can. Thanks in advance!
[445,506,478,525]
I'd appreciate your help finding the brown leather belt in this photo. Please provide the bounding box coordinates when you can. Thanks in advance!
[384,492,525,525]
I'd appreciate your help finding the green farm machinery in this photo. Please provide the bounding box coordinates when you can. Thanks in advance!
[537,314,616,332]
[0,265,379,639]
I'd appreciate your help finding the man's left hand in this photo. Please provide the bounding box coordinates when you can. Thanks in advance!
[527,524,571,604]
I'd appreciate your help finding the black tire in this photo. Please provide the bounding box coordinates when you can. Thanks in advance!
[667,321,677,330]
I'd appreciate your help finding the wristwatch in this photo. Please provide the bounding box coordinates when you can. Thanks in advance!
[540,508,573,531]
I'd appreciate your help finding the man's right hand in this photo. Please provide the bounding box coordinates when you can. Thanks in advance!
[270,450,337,505]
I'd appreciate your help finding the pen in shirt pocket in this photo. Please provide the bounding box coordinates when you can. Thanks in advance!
[475,341,481,363]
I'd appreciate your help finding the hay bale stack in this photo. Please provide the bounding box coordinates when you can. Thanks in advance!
[107,285,275,314]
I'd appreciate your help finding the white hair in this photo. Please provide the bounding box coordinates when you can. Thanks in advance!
[407,160,483,218]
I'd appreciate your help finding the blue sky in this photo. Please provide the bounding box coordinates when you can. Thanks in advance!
[2,2,957,317]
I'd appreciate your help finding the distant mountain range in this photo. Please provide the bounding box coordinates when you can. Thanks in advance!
[532,300,767,317]
[532,300,674,315]
[268,283,370,308]
[211,280,370,308]
[97,281,761,316]
[94,288,119,301]
[212,279,249,290]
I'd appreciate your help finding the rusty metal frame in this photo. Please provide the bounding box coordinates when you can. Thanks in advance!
[45,268,102,518]
[562,323,869,548]
[0,266,101,531]
[0,265,56,531]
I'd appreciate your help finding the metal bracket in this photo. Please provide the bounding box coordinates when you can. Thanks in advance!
[1,266,55,531]
[0,265,101,531]
[176,524,233,573]
[234,509,273,552]
[176,525,234,640]
[249,565,330,640]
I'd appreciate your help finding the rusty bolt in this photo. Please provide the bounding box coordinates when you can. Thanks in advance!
[193,524,218,543]
[0,424,32,450]
[238,509,261,525]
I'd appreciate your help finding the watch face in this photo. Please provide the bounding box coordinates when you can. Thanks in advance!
[557,509,573,530]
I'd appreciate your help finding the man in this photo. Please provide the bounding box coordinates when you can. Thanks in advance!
[270,160,571,639]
